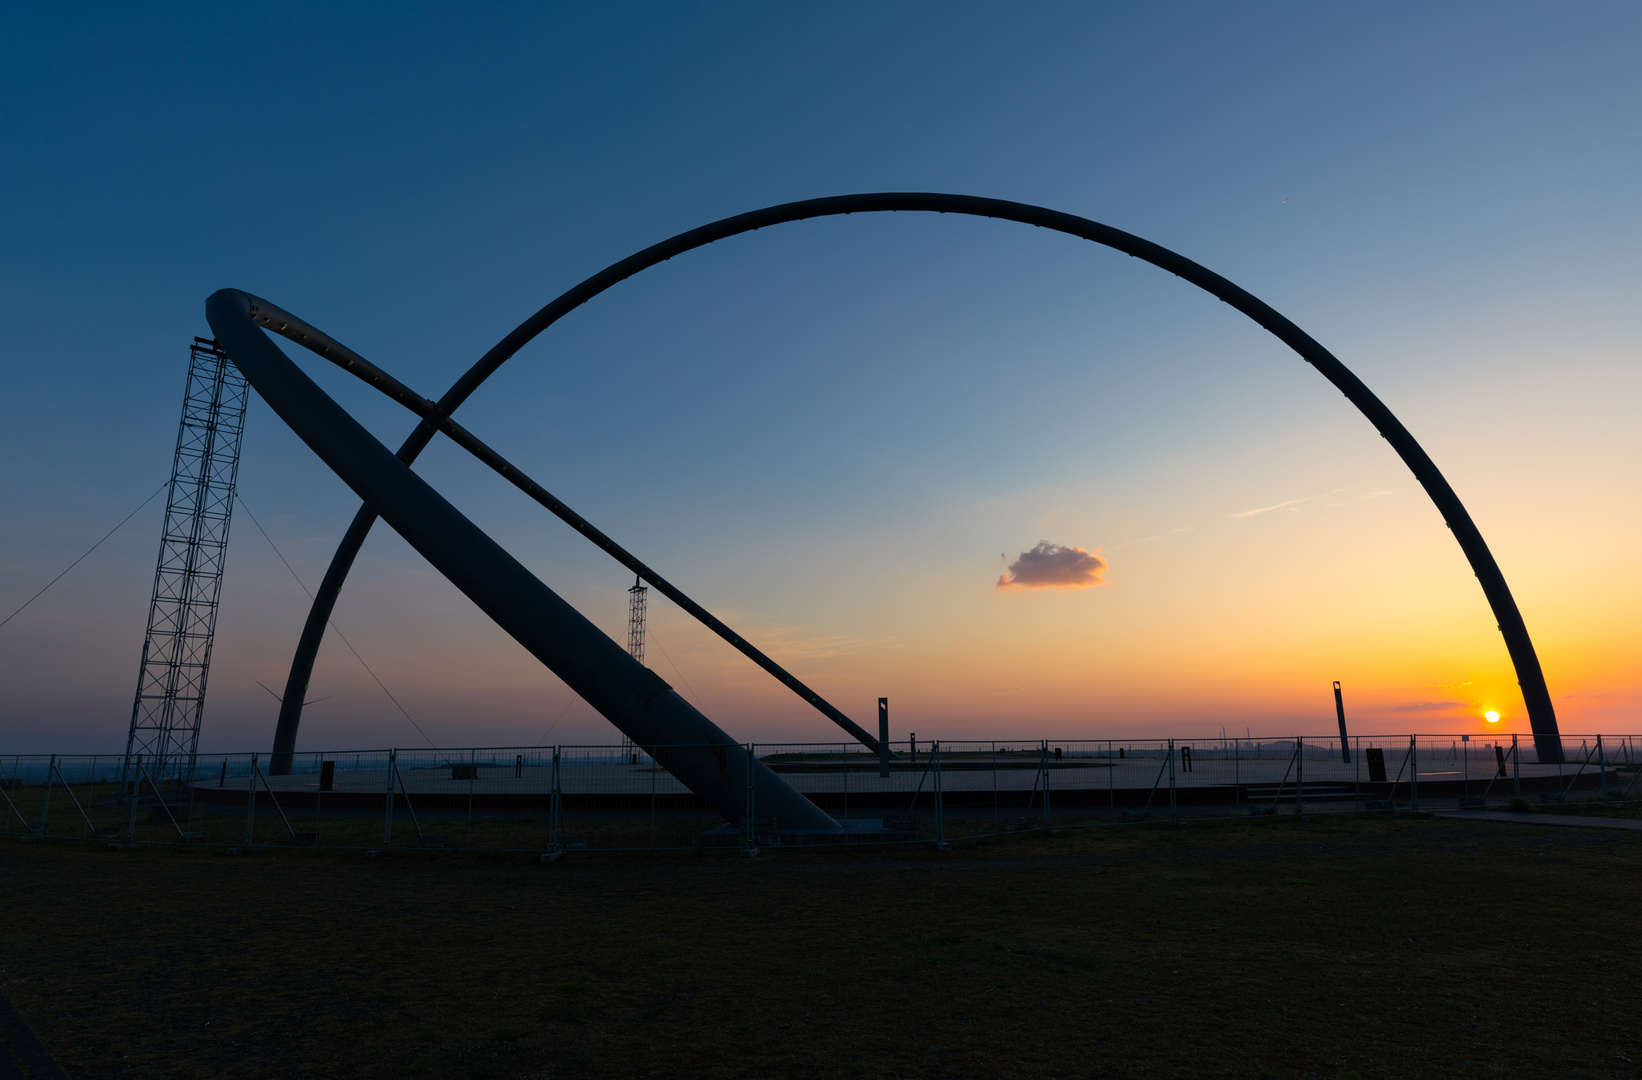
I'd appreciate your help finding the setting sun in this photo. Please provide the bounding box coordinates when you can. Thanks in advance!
[1485,711,1501,723]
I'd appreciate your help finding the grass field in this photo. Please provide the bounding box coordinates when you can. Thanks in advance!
[1,814,1638,1080]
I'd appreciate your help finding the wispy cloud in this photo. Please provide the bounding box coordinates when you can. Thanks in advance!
[1385,700,1467,713]
[1110,526,1193,551]
[1323,489,1397,508]
[996,541,1109,591]
[1228,489,1344,519]
[739,624,899,662]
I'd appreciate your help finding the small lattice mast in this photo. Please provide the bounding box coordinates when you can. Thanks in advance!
[621,576,648,760]
[626,575,647,664]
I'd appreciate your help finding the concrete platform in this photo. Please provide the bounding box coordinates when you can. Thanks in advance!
[187,752,1625,815]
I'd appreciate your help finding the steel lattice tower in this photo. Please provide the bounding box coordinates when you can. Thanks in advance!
[122,338,249,795]
[621,576,647,759]
[626,575,647,664]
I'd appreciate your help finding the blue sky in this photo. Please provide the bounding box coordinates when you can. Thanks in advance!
[1,3,1638,753]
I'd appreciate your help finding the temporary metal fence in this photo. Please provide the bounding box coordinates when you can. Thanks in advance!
[2,733,1636,856]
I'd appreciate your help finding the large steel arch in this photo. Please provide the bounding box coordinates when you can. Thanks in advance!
[258,192,1563,769]
[208,288,838,830]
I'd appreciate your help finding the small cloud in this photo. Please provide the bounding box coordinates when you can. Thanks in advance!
[1385,700,1467,713]
[996,541,1108,591]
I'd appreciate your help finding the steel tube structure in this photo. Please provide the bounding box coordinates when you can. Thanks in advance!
[207,289,839,831]
[233,294,891,765]
[253,192,1563,768]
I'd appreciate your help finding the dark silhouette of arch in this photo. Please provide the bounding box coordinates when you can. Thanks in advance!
[209,288,839,830]
[232,289,892,765]
[255,193,1563,770]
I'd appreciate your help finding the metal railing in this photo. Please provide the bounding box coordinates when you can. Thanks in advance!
[2,733,1635,855]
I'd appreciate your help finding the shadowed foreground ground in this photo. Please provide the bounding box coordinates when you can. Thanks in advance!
[0,815,1637,1079]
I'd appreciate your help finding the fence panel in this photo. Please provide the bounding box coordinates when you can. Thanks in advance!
[3,733,1635,853]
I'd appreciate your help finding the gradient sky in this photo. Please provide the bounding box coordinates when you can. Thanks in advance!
[1,3,1638,754]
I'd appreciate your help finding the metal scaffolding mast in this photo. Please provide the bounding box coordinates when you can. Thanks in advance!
[626,575,647,664]
[122,338,249,795]
[621,575,647,759]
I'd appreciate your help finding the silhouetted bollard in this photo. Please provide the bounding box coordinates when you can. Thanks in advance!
[1333,681,1352,764]
[1365,747,1387,784]
[1180,745,1193,773]
[319,760,335,792]
[1494,744,1507,778]
[879,698,890,778]
[1054,747,1063,761]
[516,754,524,777]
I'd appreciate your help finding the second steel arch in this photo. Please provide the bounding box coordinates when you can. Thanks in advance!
[263,192,1563,770]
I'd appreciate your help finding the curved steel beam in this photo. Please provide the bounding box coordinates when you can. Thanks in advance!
[208,289,839,831]
[266,192,1564,769]
[237,292,891,759]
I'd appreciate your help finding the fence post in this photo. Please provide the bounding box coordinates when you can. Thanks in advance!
[1598,735,1608,802]
[842,741,849,832]
[312,753,323,847]
[993,742,1001,832]
[383,749,396,848]
[86,756,98,836]
[126,755,141,841]
[1462,734,1471,806]
[743,743,758,856]
[933,741,949,850]
[1041,740,1052,829]
[0,762,23,836]
[550,746,562,855]
[246,751,259,845]
[1167,739,1177,822]
[1353,736,1361,810]
[1409,736,1418,810]
[649,745,657,849]
[38,754,55,835]
[184,755,197,832]
[1295,738,1304,818]
[466,747,476,849]
[1108,740,1116,820]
